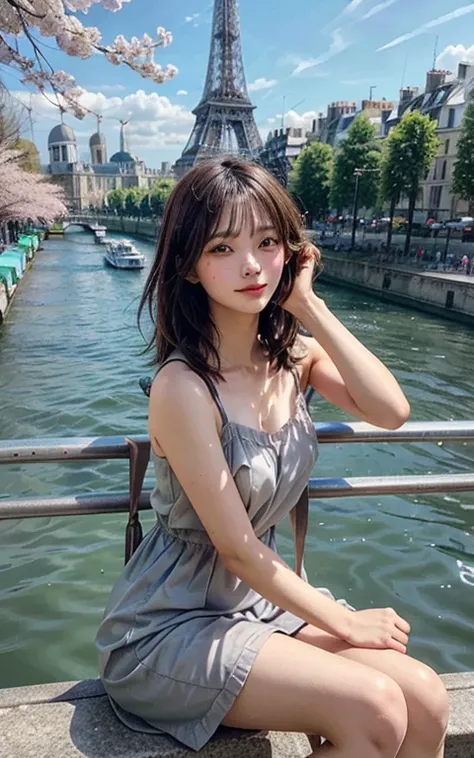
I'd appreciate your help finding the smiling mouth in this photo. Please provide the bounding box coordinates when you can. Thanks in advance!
[237,284,267,292]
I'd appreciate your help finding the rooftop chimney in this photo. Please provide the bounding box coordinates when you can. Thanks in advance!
[426,69,449,93]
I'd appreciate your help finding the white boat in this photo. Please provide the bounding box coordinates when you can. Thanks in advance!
[92,225,107,244]
[104,239,145,270]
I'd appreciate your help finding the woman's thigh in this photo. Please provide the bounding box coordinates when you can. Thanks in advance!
[222,631,408,750]
[295,624,449,734]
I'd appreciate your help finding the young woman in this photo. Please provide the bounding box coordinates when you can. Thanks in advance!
[96,158,449,757]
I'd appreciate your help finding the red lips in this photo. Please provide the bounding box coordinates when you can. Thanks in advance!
[237,284,267,292]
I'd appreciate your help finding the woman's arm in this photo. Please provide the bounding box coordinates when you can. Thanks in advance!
[149,361,352,638]
[297,295,410,429]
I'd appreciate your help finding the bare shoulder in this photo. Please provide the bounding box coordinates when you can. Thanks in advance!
[149,361,219,455]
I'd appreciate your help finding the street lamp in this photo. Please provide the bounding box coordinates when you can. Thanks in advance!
[350,167,381,250]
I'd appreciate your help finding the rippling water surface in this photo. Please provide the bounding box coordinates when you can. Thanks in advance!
[0,229,473,688]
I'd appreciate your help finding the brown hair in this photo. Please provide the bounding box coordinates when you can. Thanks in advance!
[137,156,320,380]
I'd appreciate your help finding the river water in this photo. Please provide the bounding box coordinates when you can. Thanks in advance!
[0,229,473,689]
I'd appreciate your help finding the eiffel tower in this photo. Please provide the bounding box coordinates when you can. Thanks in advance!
[174,0,262,177]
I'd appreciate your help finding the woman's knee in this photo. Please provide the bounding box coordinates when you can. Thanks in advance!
[405,663,450,747]
[353,673,408,755]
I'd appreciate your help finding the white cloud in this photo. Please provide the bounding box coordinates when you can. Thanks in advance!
[267,110,323,132]
[343,0,365,14]
[177,89,188,96]
[437,44,474,72]
[248,77,277,92]
[83,83,126,93]
[361,0,396,21]
[292,29,350,75]
[13,88,195,152]
[378,4,474,52]
[185,13,200,22]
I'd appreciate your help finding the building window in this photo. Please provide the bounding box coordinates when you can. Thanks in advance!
[448,108,455,128]
[441,161,447,180]
[52,146,60,161]
[96,149,102,164]
[429,185,443,209]
[61,145,68,161]
[433,162,437,180]
[444,139,450,155]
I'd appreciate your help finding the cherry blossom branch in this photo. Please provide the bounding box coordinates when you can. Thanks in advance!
[0,0,177,120]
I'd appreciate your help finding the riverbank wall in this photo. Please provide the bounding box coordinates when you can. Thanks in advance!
[319,253,474,326]
[1,674,473,757]
[87,215,159,243]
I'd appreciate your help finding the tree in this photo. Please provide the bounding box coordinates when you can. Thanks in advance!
[149,178,176,217]
[330,116,381,214]
[453,96,474,216]
[107,187,127,215]
[0,146,67,222]
[0,1,176,119]
[379,129,410,249]
[384,112,439,255]
[288,141,333,224]
[15,139,40,173]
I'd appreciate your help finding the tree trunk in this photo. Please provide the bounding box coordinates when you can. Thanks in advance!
[404,191,416,256]
[386,195,396,249]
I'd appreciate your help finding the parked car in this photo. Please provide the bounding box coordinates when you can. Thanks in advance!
[445,216,474,231]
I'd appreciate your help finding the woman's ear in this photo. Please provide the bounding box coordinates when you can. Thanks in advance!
[185,271,200,284]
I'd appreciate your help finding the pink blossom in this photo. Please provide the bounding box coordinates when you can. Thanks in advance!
[1,0,176,120]
[0,148,68,223]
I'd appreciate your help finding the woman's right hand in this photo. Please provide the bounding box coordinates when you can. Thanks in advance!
[342,608,411,654]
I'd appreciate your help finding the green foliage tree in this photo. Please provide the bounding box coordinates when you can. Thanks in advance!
[288,141,333,223]
[330,115,381,214]
[379,129,410,249]
[453,97,474,216]
[150,177,176,217]
[384,112,439,255]
[107,187,127,215]
[14,138,40,173]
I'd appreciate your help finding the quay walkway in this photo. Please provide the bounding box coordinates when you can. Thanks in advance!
[0,421,473,756]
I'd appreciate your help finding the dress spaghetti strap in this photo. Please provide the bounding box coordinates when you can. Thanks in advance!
[156,353,229,428]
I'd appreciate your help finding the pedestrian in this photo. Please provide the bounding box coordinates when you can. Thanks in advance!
[461,254,469,274]
[96,158,449,757]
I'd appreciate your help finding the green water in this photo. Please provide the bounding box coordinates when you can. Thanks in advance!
[0,230,473,689]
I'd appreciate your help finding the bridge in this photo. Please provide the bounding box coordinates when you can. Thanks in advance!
[61,215,107,234]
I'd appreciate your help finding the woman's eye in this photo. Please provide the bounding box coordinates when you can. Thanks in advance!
[260,237,279,248]
[210,243,230,254]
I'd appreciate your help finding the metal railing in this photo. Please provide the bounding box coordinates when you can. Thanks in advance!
[1,420,474,520]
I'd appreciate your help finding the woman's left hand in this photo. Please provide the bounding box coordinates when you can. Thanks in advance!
[280,243,320,318]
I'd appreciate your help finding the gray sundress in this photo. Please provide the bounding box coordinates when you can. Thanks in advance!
[95,351,353,751]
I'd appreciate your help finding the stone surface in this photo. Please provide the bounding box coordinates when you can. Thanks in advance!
[0,675,473,757]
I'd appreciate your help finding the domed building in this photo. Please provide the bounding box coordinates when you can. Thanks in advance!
[48,123,78,165]
[89,127,107,164]
[44,117,168,211]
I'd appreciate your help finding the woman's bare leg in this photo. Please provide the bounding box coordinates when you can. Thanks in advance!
[295,624,449,758]
[222,632,408,757]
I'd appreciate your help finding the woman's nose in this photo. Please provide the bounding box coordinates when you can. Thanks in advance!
[242,252,261,277]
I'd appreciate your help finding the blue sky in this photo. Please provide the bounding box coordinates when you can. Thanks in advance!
[6,0,474,167]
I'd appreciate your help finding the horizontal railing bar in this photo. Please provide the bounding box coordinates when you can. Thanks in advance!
[1,474,473,519]
[1,421,474,465]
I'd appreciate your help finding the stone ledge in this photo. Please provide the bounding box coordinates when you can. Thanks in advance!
[0,675,473,757]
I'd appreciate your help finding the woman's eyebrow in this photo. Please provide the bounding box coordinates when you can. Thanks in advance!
[208,224,277,241]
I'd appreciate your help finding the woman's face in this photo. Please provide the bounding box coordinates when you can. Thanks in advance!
[192,205,286,315]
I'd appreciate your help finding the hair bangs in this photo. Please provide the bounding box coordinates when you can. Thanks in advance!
[204,174,287,246]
